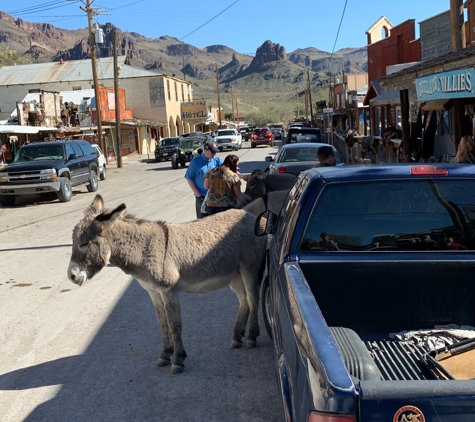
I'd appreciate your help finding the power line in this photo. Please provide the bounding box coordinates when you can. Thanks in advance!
[180,0,240,41]
[328,0,348,75]
[6,1,71,15]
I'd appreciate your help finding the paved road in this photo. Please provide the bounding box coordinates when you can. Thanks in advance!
[0,143,283,422]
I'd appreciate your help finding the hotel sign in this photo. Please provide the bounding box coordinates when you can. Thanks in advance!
[181,101,208,123]
[416,68,475,101]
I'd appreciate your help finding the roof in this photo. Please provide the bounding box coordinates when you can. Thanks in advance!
[381,45,475,83]
[0,56,168,86]
[0,124,57,134]
[370,90,400,106]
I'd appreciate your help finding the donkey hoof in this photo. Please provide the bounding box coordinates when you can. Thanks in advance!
[245,339,257,349]
[230,340,243,349]
[171,364,184,374]
[157,358,170,367]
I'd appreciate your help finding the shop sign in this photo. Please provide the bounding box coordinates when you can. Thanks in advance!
[181,101,208,123]
[416,68,475,101]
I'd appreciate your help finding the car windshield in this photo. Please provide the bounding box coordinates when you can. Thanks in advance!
[217,130,235,136]
[160,138,179,147]
[180,138,202,149]
[15,145,65,162]
[254,129,269,134]
[300,179,475,252]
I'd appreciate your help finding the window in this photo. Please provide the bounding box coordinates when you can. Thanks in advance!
[79,141,97,157]
[167,80,171,101]
[175,81,178,101]
[300,179,475,252]
[181,84,185,102]
[72,86,82,91]
[71,143,84,157]
[65,144,75,158]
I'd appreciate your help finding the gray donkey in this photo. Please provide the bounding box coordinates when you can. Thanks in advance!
[67,194,266,374]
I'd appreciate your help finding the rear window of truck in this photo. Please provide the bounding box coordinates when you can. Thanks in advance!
[300,179,475,252]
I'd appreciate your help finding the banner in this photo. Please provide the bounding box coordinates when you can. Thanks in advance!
[416,68,475,101]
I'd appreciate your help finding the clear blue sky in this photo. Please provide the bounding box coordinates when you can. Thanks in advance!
[4,0,451,55]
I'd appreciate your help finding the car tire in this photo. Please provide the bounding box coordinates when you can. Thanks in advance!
[261,276,273,339]
[156,158,162,163]
[251,143,256,148]
[57,177,72,202]
[0,195,16,207]
[87,170,98,192]
[180,161,186,167]
[100,165,106,181]
[171,155,179,169]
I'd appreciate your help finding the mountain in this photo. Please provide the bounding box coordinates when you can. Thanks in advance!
[0,11,367,123]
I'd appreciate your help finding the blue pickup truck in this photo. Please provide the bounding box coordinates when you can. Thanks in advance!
[256,164,475,422]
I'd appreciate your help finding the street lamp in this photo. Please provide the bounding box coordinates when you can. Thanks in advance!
[215,63,222,128]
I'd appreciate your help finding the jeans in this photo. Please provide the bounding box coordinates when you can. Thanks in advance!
[195,196,207,219]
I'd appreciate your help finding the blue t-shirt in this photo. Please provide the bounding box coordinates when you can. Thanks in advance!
[184,153,223,197]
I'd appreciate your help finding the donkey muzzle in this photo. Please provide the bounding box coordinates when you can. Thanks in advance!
[67,261,88,286]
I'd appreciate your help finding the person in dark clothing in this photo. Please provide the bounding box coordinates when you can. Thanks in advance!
[454,135,475,164]
[316,146,336,167]
[319,232,339,251]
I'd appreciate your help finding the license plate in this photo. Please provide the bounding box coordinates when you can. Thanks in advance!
[163,153,168,156]
[259,136,264,139]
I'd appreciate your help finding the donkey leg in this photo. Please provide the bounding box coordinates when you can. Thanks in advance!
[229,276,250,349]
[147,290,173,367]
[240,268,260,349]
[161,288,187,374]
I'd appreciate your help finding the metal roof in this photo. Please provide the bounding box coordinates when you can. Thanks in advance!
[0,56,165,86]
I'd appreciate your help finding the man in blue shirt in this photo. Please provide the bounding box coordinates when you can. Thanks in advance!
[185,140,223,218]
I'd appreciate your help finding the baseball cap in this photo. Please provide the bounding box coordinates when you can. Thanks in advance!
[204,141,219,153]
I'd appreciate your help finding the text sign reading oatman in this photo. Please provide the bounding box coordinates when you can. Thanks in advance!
[416,68,475,101]
[181,101,208,124]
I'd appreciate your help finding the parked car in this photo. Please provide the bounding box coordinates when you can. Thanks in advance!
[250,127,274,148]
[155,137,180,162]
[91,143,106,180]
[284,126,322,144]
[265,142,343,175]
[0,140,99,206]
[214,129,242,151]
[171,136,205,169]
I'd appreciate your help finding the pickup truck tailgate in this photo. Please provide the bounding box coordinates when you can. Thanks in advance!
[358,380,475,421]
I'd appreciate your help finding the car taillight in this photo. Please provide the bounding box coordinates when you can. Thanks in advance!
[308,412,356,422]
[277,167,287,173]
[411,166,448,176]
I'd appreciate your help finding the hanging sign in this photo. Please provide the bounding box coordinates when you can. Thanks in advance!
[416,68,475,101]
[181,101,208,123]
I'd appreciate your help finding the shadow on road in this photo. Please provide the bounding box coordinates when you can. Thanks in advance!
[0,281,281,421]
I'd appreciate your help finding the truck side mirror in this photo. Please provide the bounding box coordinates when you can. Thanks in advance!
[255,210,277,236]
[68,153,78,160]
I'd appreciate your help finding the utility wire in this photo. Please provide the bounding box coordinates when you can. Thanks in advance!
[180,0,240,41]
[328,0,348,80]
[6,1,68,15]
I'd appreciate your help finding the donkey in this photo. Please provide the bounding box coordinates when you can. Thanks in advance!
[244,190,290,217]
[244,168,297,201]
[67,194,266,374]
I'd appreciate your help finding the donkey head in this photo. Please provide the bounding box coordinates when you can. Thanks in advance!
[244,168,270,200]
[67,194,126,286]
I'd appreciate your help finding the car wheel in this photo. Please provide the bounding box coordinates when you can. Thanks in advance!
[251,143,256,148]
[100,165,106,181]
[87,170,98,192]
[261,276,273,339]
[57,177,72,202]
[0,195,16,207]
[156,158,162,163]
[180,161,186,167]
[171,155,179,169]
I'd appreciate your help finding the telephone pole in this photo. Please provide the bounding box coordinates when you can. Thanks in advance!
[231,86,235,124]
[113,29,122,168]
[80,0,107,164]
[215,63,222,128]
[307,70,314,127]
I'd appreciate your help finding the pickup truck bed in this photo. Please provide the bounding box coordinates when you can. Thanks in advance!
[301,257,475,382]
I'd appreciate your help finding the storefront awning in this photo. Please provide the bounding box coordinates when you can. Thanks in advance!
[0,125,58,134]
[370,91,400,106]
[421,99,453,111]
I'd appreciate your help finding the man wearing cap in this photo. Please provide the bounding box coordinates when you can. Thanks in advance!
[185,140,223,218]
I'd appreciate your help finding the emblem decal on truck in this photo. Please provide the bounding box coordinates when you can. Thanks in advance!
[393,405,425,422]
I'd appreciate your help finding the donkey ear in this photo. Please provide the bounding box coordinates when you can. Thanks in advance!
[86,194,104,216]
[94,203,126,225]
[262,167,270,178]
